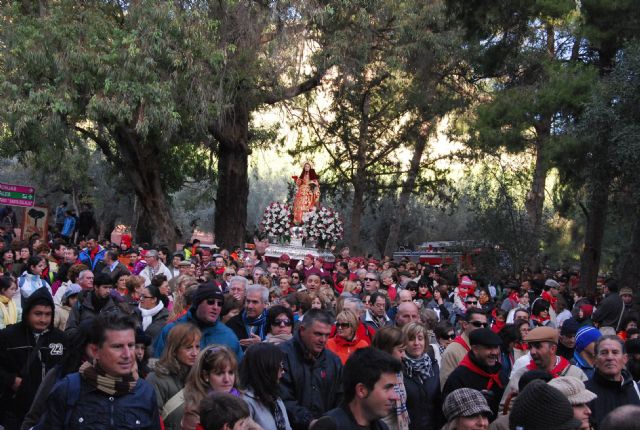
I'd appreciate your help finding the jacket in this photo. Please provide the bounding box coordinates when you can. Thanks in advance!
[325,335,369,364]
[64,291,121,335]
[135,306,170,349]
[592,292,624,329]
[242,388,292,430]
[78,245,106,271]
[586,369,640,429]
[0,288,65,427]
[146,367,188,430]
[153,309,243,360]
[403,358,443,430]
[101,262,131,283]
[38,372,160,429]
[439,332,470,388]
[278,331,343,430]
[324,404,390,430]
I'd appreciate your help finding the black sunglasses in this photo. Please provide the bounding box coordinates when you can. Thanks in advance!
[466,300,478,305]
[336,322,351,329]
[205,298,224,307]
[470,321,488,328]
[273,319,292,327]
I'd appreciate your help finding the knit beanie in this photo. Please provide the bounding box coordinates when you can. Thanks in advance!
[575,326,601,353]
[560,318,581,337]
[192,282,224,308]
[509,380,580,430]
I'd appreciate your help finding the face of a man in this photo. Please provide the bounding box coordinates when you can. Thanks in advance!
[53,245,66,259]
[229,281,246,302]
[216,257,226,268]
[529,341,555,371]
[88,239,98,251]
[395,303,419,327]
[364,276,379,294]
[464,314,488,336]
[304,256,313,267]
[596,339,627,381]
[306,275,321,293]
[622,293,634,305]
[145,255,158,268]
[92,329,135,377]
[95,283,111,299]
[299,320,331,355]
[360,372,400,420]
[79,272,95,290]
[560,333,576,349]
[245,291,266,319]
[371,296,387,317]
[172,256,182,268]
[196,296,223,324]
[27,304,52,333]
[514,310,529,321]
[472,344,500,368]
[398,290,413,303]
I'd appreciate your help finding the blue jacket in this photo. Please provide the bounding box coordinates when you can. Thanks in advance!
[38,372,160,429]
[572,351,596,379]
[153,309,243,360]
[61,216,75,237]
[78,246,106,270]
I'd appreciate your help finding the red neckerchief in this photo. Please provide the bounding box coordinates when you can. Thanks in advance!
[453,335,471,352]
[526,356,570,378]
[513,342,528,351]
[531,314,550,326]
[491,320,505,334]
[541,291,557,312]
[90,246,99,261]
[459,354,504,389]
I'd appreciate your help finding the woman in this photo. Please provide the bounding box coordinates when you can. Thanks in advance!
[17,255,51,300]
[265,305,294,345]
[170,275,198,321]
[151,274,172,312]
[138,283,170,346]
[372,326,410,430]
[0,276,20,328]
[402,322,443,430]
[308,292,326,311]
[513,319,531,361]
[415,283,432,307]
[478,287,494,315]
[114,273,131,299]
[292,162,320,224]
[497,324,518,381]
[326,310,368,364]
[425,286,452,322]
[182,345,240,430]
[126,275,146,303]
[431,322,455,366]
[531,299,555,328]
[146,323,201,430]
[54,284,81,331]
[240,343,292,430]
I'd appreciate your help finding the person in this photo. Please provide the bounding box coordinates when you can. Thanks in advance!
[265,305,294,345]
[182,345,241,430]
[37,312,160,429]
[531,298,554,328]
[558,318,581,360]
[54,201,67,233]
[441,388,493,430]
[326,310,369,364]
[0,288,65,430]
[292,162,320,224]
[17,255,51,300]
[318,347,400,430]
[146,323,201,430]
[395,301,421,328]
[226,284,269,349]
[548,376,598,430]
[78,237,106,272]
[76,204,97,241]
[0,275,20,328]
[198,392,251,430]
[592,279,624,330]
[279,309,343,430]
[401,322,442,430]
[363,292,393,330]
[573,326,602,379]
[100,249,130,283]
[135,328,152,379]
[137,282,170,348]
[585,335,640,428]
[500,326,587,412]
[240,343,292,430]
[442,328,508,418]
[154,282,243,360]
[65,273,121,336]
[439,308,488,388]
[431,323,455,366]
[60,210,76,242]
[140,249,172,287]
[508,379,581,430]
[53,283,81,331]
[600,404,640,430]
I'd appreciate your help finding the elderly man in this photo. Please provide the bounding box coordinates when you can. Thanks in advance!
[395,301,420,328]
[228,275,248,303]
[226,285,269,349]
[363,272,380,295]
[585,335,640,428]
[362,292,392,330]
[140,250,172,286]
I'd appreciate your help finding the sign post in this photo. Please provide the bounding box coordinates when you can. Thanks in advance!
[0,182,35,207]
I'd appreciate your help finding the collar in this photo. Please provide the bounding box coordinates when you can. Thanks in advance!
[110,261,119,271]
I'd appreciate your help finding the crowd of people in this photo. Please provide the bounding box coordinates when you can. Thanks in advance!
[0,227,640,430]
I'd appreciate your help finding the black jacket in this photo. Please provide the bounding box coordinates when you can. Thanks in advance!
[592,292,623,329]
[586,369,640,429]
[64,290,120,335]
[0,288,65,429]
[324,404,390,430]
[403,358,443,430]
[279,331,343,430]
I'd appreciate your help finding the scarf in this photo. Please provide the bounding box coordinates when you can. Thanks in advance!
[403,353,434,384]
[139,301,164,331]
[272,401,288,430]
[513,342,528,351]
[541,291,557,312]
[491,319,505,334]
[459,353,504,390]
[393,371,411,430]
[79,361,137,397]
[453,335,471,352]
[531,314,550,326]
[0,295,17,326]
[242,309,268,340]
[526,355,570,378]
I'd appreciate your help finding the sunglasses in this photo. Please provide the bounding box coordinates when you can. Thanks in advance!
[320,280,328,284]
[273,319,292,327]
[365,278,377,281]
[466,300,478,305]
[292,275,299,279]
[470,321,488,328]
[205,299,224,307]
[443,333,456,340]
[336,322,351,329]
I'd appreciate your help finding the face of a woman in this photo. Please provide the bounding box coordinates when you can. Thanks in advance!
[439,330,455,348]
[406,333,426,358]
[519,324,530,340]
[135,344,146,361]
[206,364,235,392]
[271,313,293,336]
[479,290,488,300]
[1,282,18,299]
[117,277,127,290]
[391,344,406,361]
[140,287,158,310]
[311,297,322,310]
[573,404,591,430]
[176,339,200,367]
[158,281,170,297]
[336,320,354,341]
[456,414,488,430]
[20,248,30,260]
[31,259,46,276]
[419,285,428,295]
[304,163,310,172]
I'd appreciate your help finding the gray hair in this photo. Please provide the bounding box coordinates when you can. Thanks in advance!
[366,272,380,282]
[145,249,159,259]
[229,276,249,290]
[343,297,366,314]
[355,268,367,277]
[246,284,269,303]
[78,270,93,281]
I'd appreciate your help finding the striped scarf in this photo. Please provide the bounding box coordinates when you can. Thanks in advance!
[79,361,137,397]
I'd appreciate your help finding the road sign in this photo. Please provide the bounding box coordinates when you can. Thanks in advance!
[0,182,35,207]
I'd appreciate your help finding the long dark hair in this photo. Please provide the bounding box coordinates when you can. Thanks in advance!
[239,343,284,408]
[26,255,45,275]
[298,163,318,181]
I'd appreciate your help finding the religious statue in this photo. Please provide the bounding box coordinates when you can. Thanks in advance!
[292,162,320,224]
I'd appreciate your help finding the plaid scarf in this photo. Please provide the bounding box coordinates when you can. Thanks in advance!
[79,361,137,397]
[403,353,435,384]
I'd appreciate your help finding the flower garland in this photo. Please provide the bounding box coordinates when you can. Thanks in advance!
[260,202,292,240]
[302,206,344,246]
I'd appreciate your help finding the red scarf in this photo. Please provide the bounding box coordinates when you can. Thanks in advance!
[541,291,557,312]
[491,319,505,334]
[459,354,504,389]
[507,291,518,305]
[526,356,570,378]
[453,335,470,352]
[513,342,528,351]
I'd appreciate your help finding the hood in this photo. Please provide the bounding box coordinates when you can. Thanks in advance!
[23,287,55,325]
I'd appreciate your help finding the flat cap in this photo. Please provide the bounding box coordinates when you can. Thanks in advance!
[443,388,492,422]
[524,326,558,344]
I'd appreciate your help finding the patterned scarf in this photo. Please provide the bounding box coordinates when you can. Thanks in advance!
[241,309,268,340]
[272,401,288,430]
[393,371,411,430]
[79,361,137,397]
[403,353,434,384]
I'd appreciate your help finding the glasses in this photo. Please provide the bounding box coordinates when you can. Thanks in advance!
[365,278,377,282]
[336,322,351,329]
[273,319,292,327]
[443,333,456,340]
[140,295,154,300]
[291,275,299,279]
[224,272,236,277]
[470,321,488,328]
[205,299,224,307]
[466,300,478,305]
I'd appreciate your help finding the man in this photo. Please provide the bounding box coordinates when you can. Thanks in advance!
[322,347,401,429]
[508,379,581,430]
[280,309,343,430]
[178,259,196,277]
[305,273,322,294]
[394,300,420,328]
[558,318,580,360]
[228,275,248,303]
[38,313,160,428]
[620,287,640,324]
[154,282,243,359]
[54,201,67,233]
[226,285,269,349]
[77,269,94,291]
[500,326,587,412]
[363,272,380,295]
[101,249,130,283]
[0,289,65,429]
[140,249,172,286]
[600,405,640,430]
[301,253,315,278]
[168,252,183,279]
[585,335,640,428]
[362,292,392,330]
[592,279,624,330]
[78,237,106,272]
[439,308,488,388]
[573,326,602,379]
[442,328,508,417]
[65,273,120,335]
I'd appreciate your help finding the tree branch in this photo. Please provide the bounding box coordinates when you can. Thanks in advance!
[261,67,328,105]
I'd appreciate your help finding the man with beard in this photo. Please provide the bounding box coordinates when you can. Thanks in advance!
[442,328,508,418]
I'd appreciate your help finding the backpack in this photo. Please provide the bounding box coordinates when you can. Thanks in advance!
[32,372,81,429]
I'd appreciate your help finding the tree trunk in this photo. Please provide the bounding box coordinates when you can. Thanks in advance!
[383,125,428,257]
[212,105,250,249]
[524,130,549,271]
[616,206,640,289]
[349,91,371,255]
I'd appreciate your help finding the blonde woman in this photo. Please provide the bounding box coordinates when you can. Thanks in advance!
[326,310,368,364]
[170,275,198,321]
[181,345,240,430]
[146,323,201,430]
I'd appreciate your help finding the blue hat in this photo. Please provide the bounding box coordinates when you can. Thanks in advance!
[575,326,601,353]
